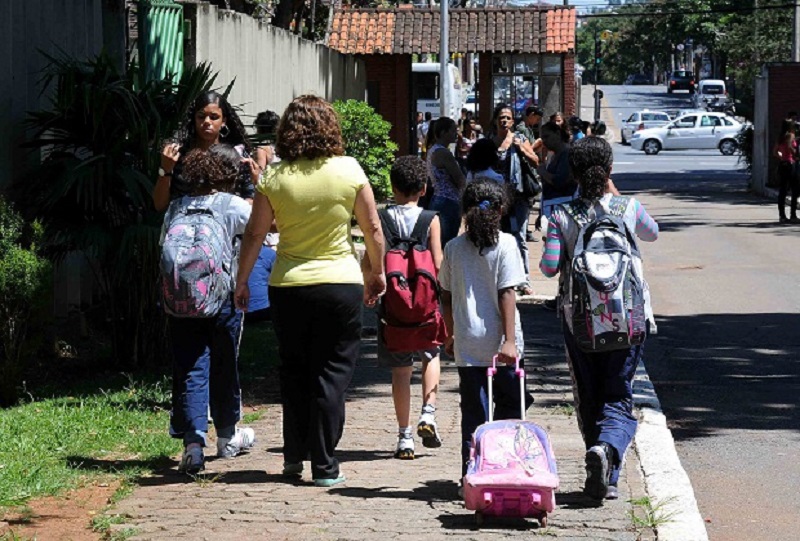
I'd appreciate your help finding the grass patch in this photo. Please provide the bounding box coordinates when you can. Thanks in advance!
[0,374,179,509]
[628,495,678,531]
[548,403,575,416]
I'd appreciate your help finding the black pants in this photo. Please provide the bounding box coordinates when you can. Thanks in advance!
[778,162,799,219]
[270,284,363,480]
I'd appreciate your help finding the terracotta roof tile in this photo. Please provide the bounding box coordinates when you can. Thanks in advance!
[326,6,575,55]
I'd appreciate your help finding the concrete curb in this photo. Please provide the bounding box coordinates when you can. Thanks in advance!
[633,362,710,541]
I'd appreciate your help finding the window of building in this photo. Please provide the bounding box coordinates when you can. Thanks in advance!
[491,54,562,117]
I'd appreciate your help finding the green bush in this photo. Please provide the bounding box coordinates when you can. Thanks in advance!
[0,197,50,406]
[332,100,398,201]
[736,124,754,174]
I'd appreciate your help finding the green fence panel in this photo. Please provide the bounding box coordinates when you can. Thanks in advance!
[138,0,184,82]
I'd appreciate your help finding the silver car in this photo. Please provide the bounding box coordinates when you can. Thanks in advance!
[620,110,671,145]
[630,112,742,155]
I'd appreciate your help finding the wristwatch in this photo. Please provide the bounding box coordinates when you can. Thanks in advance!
[158,167,173,177]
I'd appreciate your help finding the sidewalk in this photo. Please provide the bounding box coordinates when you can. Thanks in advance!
[113,302,655,540]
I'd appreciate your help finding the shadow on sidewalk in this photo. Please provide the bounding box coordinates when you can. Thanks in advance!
[329,479,458,502]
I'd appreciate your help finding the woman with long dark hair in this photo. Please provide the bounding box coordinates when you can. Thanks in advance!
[427,117,467,246]
[154,91,255,212]
[234,95,386,488]
[539,136,659,502]
[490,104,538,296]
[773,119,799,223]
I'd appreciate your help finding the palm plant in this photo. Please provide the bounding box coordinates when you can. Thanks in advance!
[11,51,219,367]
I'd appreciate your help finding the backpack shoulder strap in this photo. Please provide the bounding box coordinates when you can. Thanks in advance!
[410,210,437,250]
[378,207,401,248]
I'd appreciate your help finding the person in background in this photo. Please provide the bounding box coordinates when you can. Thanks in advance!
[439,179,532,489]
[539,136,659,502]
[427,117,467,246]
[490,104,537,296]
[568,116,586,141]
[457,117,482,172]
[418,112,433,158]
[516,106,543,144]
[773,119,800,224]
[465,138,503,184]
[414,111,424,156]
[162,144,258,474]
[155,91,255,212]
[254,110,281,169]
[234,95,385,488]
[538,121,576,221]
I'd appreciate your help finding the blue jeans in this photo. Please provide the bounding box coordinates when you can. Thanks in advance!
[562,321,644,485]
[169,299,243,446]
[507,197,531,278]
[458,363,534,477]
[429,195,461,247]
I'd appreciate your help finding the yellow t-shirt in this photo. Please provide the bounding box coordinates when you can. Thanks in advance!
[257,155,367,287]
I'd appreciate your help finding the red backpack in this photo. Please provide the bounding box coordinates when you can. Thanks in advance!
[378,208,447,352]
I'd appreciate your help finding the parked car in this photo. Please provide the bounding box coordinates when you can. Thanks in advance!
[665,108,705,120]
[463,93,477,114]
[692,79,728,109]
[619,110,671,145]
[629,112,742,155]
[625,73,651,85]
[666,70,695,94]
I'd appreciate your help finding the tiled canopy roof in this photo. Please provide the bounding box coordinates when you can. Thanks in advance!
[327,6,575,55]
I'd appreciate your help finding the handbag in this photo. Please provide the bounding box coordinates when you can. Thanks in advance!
[519,157,542,199]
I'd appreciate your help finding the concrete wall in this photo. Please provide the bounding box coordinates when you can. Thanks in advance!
[183,1,366,125]
[0,0,126,188]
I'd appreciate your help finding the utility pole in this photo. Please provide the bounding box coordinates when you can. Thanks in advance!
[439,0,449,119]
[594,29,601,123]
[794,0,800,62]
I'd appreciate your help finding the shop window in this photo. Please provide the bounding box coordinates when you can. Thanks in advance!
[491,54,563,118]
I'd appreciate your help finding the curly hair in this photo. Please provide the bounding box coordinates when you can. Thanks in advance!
[275,95,345,162]
[569,136,613,201]
[462,179,508,253]
[178,91,252,154]
[390,156,428,196]
[181,144,240,195]
[466,138,499,173]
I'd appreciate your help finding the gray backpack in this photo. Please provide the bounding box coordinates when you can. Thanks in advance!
[560,197,647,352]
[160,195,234,318]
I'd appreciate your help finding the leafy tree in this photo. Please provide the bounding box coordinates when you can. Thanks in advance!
[332,100,398,201]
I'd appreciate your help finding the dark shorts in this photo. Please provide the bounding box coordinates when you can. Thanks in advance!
[376,328,439,368]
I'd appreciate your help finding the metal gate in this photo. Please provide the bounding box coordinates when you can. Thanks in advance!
[137,0,184,81]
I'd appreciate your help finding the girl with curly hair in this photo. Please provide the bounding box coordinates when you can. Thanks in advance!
[154,91,255,212]
[162,144,259,474]
[438,179,532,485]
[539,136,658,501]
[234,95,386,488]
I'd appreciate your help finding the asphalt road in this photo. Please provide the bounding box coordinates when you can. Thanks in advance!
[597,85,800,541]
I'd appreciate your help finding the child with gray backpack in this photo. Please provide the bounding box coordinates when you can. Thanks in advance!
[539,136,659,502]
[160,144,259,474]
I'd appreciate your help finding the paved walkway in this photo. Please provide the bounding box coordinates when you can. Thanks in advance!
[114,296,656,540]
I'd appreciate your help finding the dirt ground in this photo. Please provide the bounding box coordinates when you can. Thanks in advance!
[1,482,118,541]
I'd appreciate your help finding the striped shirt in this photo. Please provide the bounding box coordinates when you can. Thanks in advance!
[539,194,658,278]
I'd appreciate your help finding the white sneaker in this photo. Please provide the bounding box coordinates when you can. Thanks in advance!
[394,435,415,460]
[216,427,256,458]
[417,411,442,448]
[178,444,205,474]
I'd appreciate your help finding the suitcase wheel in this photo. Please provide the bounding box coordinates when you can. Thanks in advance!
[539,513,548,528]
[475,511,484,528]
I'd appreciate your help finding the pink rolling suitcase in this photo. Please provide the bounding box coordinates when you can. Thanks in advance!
[462,356,559,527]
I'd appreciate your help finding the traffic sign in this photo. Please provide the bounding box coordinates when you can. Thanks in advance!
[593,89,604,99]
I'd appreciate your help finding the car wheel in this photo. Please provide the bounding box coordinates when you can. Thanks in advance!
[667,88,673,94]
[719,139,738,156]
[620,131,628,145]
[643,139,661,155]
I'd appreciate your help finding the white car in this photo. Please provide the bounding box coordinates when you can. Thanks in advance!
[463,93,477,114]
[619,110,671,145]
[630,112,742,155]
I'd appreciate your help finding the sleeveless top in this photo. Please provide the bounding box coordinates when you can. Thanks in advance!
[427,143,461,202]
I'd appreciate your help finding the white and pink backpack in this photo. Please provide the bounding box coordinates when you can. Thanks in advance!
[463,357,560,527]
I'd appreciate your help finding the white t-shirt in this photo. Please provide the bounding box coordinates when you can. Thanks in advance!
[439,232,526,367]
[385,204,424,239]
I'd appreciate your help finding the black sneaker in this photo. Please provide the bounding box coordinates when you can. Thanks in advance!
[584,443,611,500]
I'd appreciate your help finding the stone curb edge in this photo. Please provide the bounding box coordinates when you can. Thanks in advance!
[633,361,710,541]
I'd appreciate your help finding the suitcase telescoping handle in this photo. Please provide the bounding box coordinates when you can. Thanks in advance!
[487,355,526,422]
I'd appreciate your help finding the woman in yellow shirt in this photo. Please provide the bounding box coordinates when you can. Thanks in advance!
[235,96,385,487]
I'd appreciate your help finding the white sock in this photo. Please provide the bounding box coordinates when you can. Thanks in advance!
[421,403,436,415]
[398,426,412,439]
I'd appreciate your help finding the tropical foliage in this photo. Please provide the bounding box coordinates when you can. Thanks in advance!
[0,197,50,406]
[9,52,220,369]
[332,99,397,201]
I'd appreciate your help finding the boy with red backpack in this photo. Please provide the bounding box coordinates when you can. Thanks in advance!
[374,156,448,459]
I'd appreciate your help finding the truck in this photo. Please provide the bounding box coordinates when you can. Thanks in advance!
[412,62,464,121]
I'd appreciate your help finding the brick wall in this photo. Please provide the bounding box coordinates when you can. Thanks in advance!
[563,54,576,117]
[478,53,493,130]
[363,54,411,155]
[768,64,800,142]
